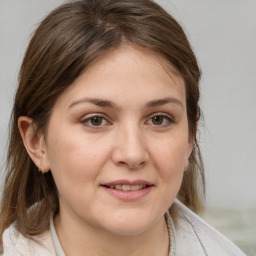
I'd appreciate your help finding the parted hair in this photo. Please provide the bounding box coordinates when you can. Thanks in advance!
[0,0,205,244]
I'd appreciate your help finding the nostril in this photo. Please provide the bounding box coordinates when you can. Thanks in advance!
[116,159,147,169]
[112,143,149,169]
[116,161,130,168]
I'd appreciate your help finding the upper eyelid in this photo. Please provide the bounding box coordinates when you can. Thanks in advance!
[80,114,112,127]
[81,113,108,121]
[145,113,175,126]
[81,121,110,134]
[79,112,174,123]
[146,112,174,120]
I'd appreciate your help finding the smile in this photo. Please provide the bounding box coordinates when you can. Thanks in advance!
[107,184,147,191]
[101,180,154,201]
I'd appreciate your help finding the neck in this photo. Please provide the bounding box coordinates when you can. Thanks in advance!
[54,213,170,256]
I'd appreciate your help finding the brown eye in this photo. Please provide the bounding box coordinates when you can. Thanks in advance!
[152,116,164,125]
[81,115,109,128]
[90,116,103,126]
[146,114,173,127]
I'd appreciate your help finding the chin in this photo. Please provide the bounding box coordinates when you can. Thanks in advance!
[107,224,150,237]
[101,213,161,237]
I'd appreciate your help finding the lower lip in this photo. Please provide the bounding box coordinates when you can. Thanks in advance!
[102,186,153,201]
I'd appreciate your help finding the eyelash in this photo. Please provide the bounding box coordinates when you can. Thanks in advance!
[80,113,174,128]
[81,114,110,128]
[146,113,174,127]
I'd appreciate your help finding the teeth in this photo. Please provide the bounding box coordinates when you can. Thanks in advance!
[131,185,145,191]
[122,185,130,191]
[116,185,122,190]
[109,184,147,191]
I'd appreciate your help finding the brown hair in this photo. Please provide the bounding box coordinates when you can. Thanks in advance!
[0,0,205,244]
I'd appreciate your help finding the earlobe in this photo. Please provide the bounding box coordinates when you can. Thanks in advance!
[18,116,50,173]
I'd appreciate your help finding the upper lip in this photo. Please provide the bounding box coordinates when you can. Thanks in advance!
[102,180,154,186]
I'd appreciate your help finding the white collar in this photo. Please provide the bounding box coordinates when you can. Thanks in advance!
[50,212,177,256]
[50,217,66,256]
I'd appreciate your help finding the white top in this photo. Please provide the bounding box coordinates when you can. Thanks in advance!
[49,217,65,256]
[49,211,176,256]
[1,199,246,256]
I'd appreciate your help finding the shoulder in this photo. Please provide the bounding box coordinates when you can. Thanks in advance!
[2,222,56,256]
[171,199,246,256]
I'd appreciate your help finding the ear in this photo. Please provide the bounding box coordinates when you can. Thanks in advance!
[184,119,199,170]
[18,116,50,173]
[184,138,194,171]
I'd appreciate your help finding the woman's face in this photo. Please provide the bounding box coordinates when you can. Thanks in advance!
[43,45,193,236]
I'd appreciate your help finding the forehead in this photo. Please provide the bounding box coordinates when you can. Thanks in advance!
[54,45,186,108]
[83,44,182,84]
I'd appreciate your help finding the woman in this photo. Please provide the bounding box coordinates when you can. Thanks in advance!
[0,0,246,255]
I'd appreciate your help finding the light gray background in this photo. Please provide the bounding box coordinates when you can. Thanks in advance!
[0,0,256,209]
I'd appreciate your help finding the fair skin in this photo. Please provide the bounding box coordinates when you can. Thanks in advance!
[19,45,193,256]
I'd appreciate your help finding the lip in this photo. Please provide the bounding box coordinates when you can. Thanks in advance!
[102,186,153,201]
[101,180,154,201]
[102,179,154,186]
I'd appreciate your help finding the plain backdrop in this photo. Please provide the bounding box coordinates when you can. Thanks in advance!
[0,0,256,209]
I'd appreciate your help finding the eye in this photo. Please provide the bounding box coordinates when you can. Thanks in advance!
[147,114,173,126]
[81,115,109,127]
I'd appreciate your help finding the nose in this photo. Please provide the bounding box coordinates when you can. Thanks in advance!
[112,125,149,169]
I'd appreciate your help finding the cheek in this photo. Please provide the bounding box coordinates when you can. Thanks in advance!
[152,136,189,177]
[46,136,104,212]
[46,129,106,186]
[149,137,187,212]
[45,130,117,205]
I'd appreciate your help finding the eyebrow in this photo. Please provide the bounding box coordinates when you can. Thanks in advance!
[69,98,118,109]
[145,97,183,109]
[69,97,183,109]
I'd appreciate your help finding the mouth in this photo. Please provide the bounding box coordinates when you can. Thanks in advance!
[102,184,150,191]
[101,180,154,200]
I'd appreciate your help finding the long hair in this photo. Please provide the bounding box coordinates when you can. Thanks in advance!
[0,0,205,244]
